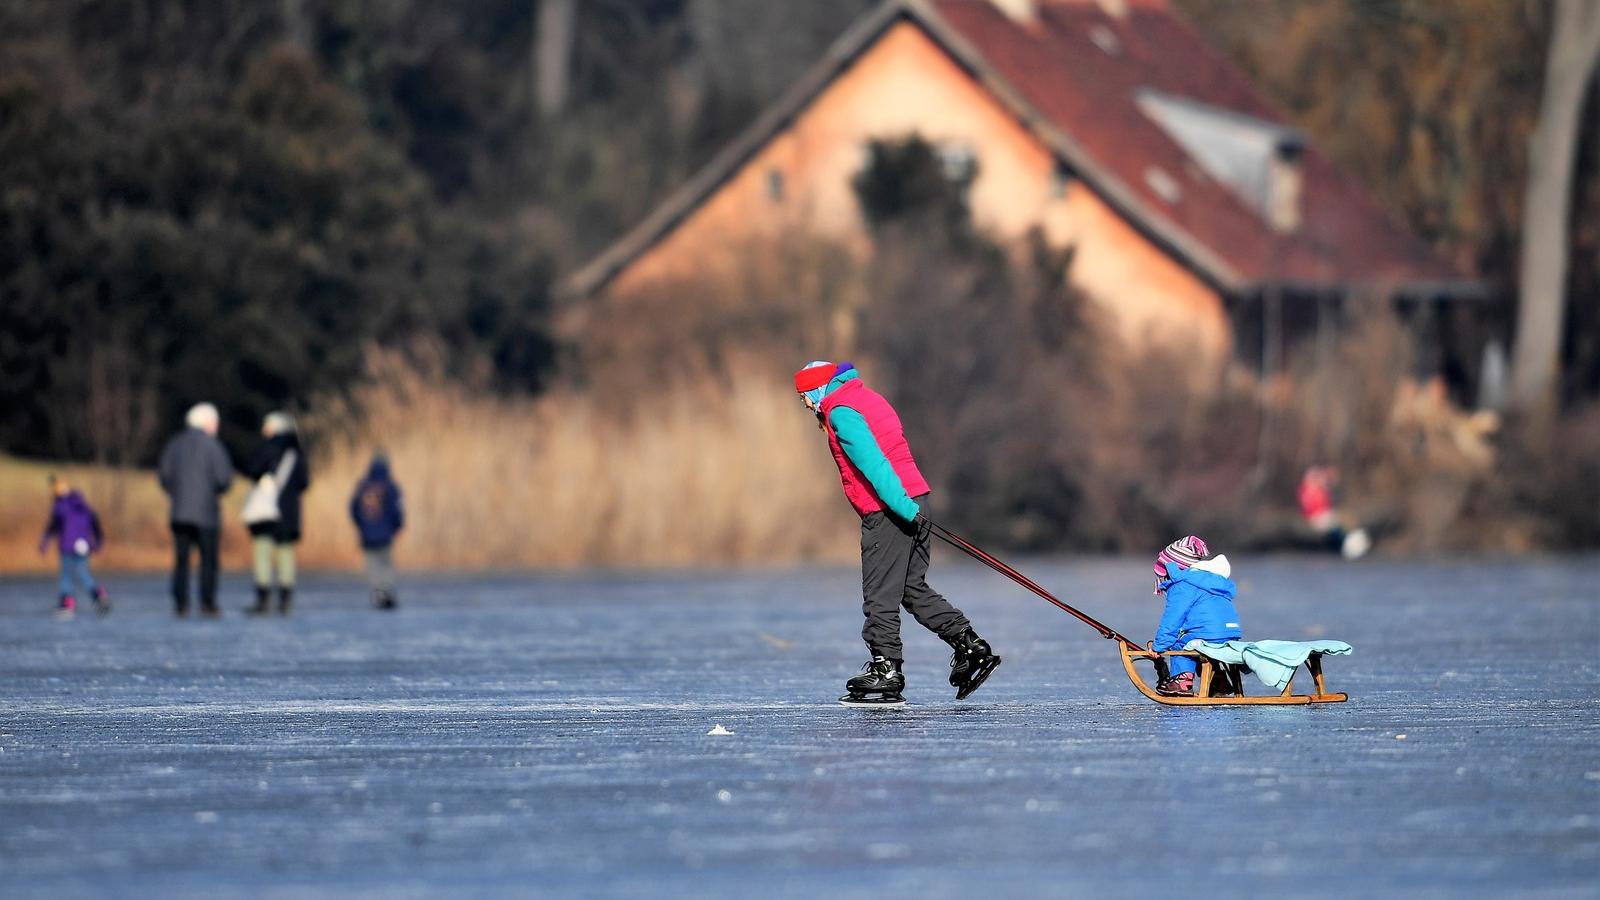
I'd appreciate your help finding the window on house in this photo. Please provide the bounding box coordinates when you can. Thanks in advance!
[1266,142,1303,233]
[766,169,785,203]
[936,143,977,183]
[1089,25,1121,56]
[1144,166,1182,204]
[1050,161,1073,199]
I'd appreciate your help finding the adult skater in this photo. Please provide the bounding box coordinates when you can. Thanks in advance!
[242,412,310,616]
[794,360,1000,705]
[157,402,235,618]
[1297,466,1371,559]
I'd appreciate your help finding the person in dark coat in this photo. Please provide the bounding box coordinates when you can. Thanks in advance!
[157,402,235,617]
[38,474,109,618]
[243,411,310,616]
[349,452,405,609]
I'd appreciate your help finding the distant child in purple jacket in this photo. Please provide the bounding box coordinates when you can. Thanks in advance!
[38,475,109,618]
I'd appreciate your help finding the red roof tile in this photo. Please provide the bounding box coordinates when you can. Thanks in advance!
[927,0,1464,288]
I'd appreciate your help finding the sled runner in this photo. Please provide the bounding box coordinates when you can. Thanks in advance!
[926,521,1352,708]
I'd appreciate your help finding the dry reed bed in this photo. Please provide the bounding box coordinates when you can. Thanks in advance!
[1,360,858,574]
[300,358,858,569]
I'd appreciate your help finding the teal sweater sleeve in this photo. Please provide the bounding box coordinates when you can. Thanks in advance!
[829,406,921,522]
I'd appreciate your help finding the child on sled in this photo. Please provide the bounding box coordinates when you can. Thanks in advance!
[1150,535,1241,697]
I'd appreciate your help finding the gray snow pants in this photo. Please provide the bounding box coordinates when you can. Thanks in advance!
[363,547,396,594]
[860,494,970,660]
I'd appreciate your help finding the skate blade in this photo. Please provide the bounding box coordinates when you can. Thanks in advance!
[838,694,907,707]
[955,656,1001,700]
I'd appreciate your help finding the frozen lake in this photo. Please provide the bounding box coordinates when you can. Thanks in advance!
[2,556,1597,897]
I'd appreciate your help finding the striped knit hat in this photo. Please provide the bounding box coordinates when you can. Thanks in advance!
[1154,535,1211,577]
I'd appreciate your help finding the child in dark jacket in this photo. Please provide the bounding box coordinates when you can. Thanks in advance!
[1150,535,1241,696]
[38,475,109,618]
[350,452,405,609]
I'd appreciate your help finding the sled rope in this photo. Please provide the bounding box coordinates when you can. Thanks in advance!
[927,520,1144,649]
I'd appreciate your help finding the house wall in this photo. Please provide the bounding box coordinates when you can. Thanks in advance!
[605,19,1231,359]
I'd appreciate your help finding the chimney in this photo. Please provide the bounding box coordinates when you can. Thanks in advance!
[989,0,1038,25]
[1267,140,1304,234]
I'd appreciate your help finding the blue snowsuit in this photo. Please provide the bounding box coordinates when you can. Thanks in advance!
[1153,558,1243,677]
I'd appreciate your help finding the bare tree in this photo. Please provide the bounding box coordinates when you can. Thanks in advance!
[81,318,162,524]
[1510,0,1600,416]
[535,0,576,117]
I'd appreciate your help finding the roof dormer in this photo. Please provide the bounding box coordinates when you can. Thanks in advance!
[1137,89,1305,233]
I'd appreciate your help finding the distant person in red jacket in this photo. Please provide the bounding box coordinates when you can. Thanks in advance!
[38,474,109,619]
[796,360,1000,706]
[1297,467,1370,559]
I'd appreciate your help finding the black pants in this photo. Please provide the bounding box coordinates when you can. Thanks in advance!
[860,495,970,659]
[171,523,219,612]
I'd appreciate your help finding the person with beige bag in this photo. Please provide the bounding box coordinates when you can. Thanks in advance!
[241,411,310,615]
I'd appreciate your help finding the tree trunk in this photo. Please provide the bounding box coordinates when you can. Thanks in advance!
[535,0,577,118]
[1510,0,1600,416]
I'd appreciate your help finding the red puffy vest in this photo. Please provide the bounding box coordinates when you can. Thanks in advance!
[819,378,930,517]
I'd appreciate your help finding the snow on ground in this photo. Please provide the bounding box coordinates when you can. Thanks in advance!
[2,557,1597,897]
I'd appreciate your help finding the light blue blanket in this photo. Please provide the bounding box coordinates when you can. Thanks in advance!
[1182,639,1353,692]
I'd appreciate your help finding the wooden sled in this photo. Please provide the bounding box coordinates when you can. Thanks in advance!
[921,522,1351,708]
[1119,641,1348,706]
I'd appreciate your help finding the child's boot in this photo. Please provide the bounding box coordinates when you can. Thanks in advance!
[1156,672,1195,697]
[246,586,271,616]
[55,595,76,620]
[93,586,111,616]
[277,587,293,616]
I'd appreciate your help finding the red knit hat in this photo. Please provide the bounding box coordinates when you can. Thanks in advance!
[794,362,835,393]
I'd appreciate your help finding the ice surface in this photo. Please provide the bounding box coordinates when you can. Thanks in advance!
[2,557,1597,897]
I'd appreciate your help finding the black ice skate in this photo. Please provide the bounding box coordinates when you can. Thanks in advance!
[944,628,1001,700]
[840,656,906,706]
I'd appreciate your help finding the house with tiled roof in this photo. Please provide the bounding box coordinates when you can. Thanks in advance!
[564,0,1476,361]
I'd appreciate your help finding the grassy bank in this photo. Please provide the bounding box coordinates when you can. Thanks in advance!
[0,453,201,573]
[6,346,1595,575]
